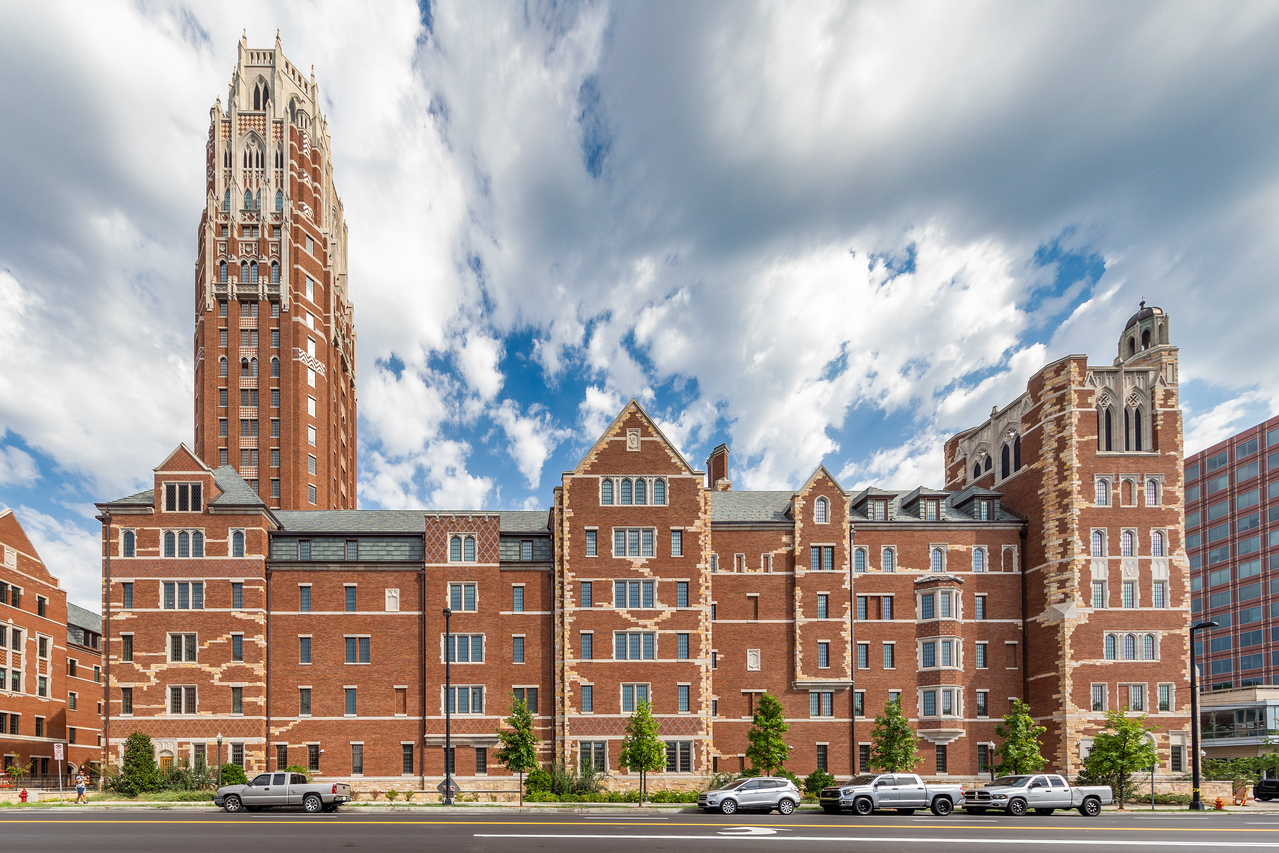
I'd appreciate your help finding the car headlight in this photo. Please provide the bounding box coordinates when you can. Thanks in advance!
[840,788,852,795]
[992,794,1007,800]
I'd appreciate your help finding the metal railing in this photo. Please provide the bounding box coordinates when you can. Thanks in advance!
[1201,723,1279,740]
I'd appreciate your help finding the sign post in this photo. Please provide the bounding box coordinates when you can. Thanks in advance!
[53,743,64,803]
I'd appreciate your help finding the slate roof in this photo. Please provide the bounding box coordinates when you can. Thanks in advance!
[709,491,794,523]
[210,466,265,506]
[100,488,155,508]
[273,509,552,535]
[497,511,552,533]
[67,602,101,634]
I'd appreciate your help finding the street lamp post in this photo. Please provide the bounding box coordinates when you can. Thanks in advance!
[1189,619,1219,811]
[216,733,223,789]
[443,607,454,806]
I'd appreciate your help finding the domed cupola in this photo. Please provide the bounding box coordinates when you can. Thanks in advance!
[1117,301,1170,362]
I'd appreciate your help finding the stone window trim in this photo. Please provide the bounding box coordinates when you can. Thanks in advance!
[578,681,594,714]
[1089,683,1108,713]
[1094,474,1114,507]
[1144,474,1164,507]
[917,636,964,670]
[814,496,830,524]
[1120,527,1138,558]
[917,588,961,621]
[1089,528,1108,557]
[119,529,138,558]
[512,633,526,664]
[297,634,312,665]
[1150,529,1168,558]
[441,633,485,664]
[162,481,204,513]
[583,526,599,558]
[598,476,668,506]
[929,543,948,573]
[975,689,990,717]
[448,534,479,563]
[853,546,868,573]
[1156,682,1175,713]
[675,682,693,714]
[880,545,898,573]
[882,641,896,670]
[918,686,963,719]
[1118,682,1149,714]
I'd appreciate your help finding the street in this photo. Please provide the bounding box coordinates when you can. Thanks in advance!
[1,809,1275,852]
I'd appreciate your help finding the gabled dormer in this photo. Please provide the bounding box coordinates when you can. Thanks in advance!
[899,487,949,522]
[850,487,896,522]
[951,486,1002,521]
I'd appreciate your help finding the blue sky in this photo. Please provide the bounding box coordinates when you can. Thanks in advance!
[3,1,1279,609]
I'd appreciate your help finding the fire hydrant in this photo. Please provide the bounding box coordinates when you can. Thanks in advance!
[18,789,27,803]
[1214,796,1226,810]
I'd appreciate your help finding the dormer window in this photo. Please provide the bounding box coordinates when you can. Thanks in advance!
[163,483,203,513]
[922,499,940,521]
[868,500,887,522]
[976,499,992,521]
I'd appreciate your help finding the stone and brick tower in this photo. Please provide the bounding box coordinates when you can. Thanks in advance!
[193,33,357,510]
[945,304,1190,776]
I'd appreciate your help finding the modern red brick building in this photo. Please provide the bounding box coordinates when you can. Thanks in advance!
[92,40,1192,789]
[0,510,101,782]
[192,33,357,511]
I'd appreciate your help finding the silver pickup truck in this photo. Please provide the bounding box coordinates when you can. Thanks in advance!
[962,773,1113,816]
[215,771,353,813]
[819,773,965,816]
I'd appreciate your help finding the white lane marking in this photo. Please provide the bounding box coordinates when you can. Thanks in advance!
[473,833,1276,847]
[582,816,669,820]
[718,827,788,835]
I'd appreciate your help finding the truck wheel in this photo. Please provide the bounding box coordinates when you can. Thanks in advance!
[1033,808,1054,816]
[223,795,243,813]
[822,806,840,815]
[719,799,738,815]
[303,794,323,814]
[853,797,874,816]
[966,807,987,815]
[931,797,953,816]
[1079,797,1101,817]
[1006,797,1028,817]
[777,799,796,815]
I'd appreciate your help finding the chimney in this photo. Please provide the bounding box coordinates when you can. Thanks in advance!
[706,444,731,491]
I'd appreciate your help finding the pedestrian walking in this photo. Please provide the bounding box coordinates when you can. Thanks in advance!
[75,770,87,804]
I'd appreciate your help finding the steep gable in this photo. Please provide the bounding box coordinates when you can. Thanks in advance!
[570,399,700,477]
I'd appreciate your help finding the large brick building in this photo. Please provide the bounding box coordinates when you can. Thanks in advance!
[193,33,357,511]
[0,510,102,780]
[92,40,1192,788]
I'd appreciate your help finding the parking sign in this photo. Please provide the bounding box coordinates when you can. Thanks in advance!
[53,743,64,761]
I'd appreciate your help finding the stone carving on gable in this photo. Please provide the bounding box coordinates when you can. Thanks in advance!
[626,428,641,452]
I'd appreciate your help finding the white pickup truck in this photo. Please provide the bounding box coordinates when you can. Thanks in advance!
[215,772,353,813]
[962,773,1113,816]
[819,773,966,816]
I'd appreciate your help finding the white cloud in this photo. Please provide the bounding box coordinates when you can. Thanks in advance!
[1184,392,1270,455]
[492,400,571,489]
[15,507,100,610]
[0,444,39,487]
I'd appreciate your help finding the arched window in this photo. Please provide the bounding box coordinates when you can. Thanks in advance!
[1152,530,1165,557]
[653,479,665,505]
[1090,530,1105,557]
[882,549,895,573]
[620,479,632,505]
[1121,479,1134,506]
[1132,408,1143,452]
[164,532,176,557]
[1142,328,1151,350]
[250,262,258,284]
[1123,634,1136,660]
[271,262,279,284]
[601,479,613,505]
[220,261,227,283]
[634,479,647,505]
[178,532,189,558]
[271,357,280,378]
[450,536,462,562]
[1146,479,1159,506]
[250,358,258,378]
[983,456,992,473]
[463,536,476,562]
[1095,479,1109,506]
[276,190,283,211]
[122,530,135,558]
[973,462,981,480]
[240,358,250,378]
[244,189,253,210]
[973,548,986,572]
[1143,634,1156,660]
[223,189,231,211]
[1121,530,1135,557]
[930,548,944,572]
[240,261,248,283]
[219,357,228,378]
[192,532,204,558]
[1100,407,1113,452]
[1001,443,1011,479]
[1013,435,1022,470]
[854,549,866,572]
[253,84,261,110]
[255,190,262,211]
[815,497,829,524]
[1104,635,1116,659]
[232,530,245,558]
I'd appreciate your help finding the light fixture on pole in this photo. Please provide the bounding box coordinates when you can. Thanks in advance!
[216,732,224,789]
[1188,619,1218,811]
[443,607,454,807]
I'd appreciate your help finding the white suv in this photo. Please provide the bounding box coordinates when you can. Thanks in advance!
[698,777,802,815]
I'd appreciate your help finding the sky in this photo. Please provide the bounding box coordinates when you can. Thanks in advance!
[2,0,1279,611]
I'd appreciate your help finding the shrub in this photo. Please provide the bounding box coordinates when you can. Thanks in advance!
[284,766,312,782]
[114,732,162,796]
[803,770,837,796]
[525,767,553,794]
[386,790,398,801]
[775,768,801,788]
[705,772,738,791]
[161,761,217,792]
[218,763,248,787]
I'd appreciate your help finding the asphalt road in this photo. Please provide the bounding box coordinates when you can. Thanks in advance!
[2,808,1277,852]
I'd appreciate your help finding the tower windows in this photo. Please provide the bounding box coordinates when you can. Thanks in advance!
[1146,478,1160,506]
[973,462,981,479]
[219,261,227,283]
[1099,406,1114,451]
[243,190,253,210]
[219,357,228,378]
[1013,435,1021,470]
[240,261,248,283]
[271,357,279,378]
[271,262,279,284]
[240,358,250,378]
[1152,530,1166,557]
[250,262,258,284]
[276,190,283,211]
[250,358,258,378]
[1001,443,1011,479]
[223,190,230,211]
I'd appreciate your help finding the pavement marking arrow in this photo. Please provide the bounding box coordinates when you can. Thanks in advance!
[717,827,790,835]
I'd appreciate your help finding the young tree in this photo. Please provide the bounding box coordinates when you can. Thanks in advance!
[1084,709,1159,809]
[618,701,665,805]
[495,695,539,806]
[869,698,921,773]
[119,731,162,796]
[994,699,1048,775]
[745,692,791,775]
